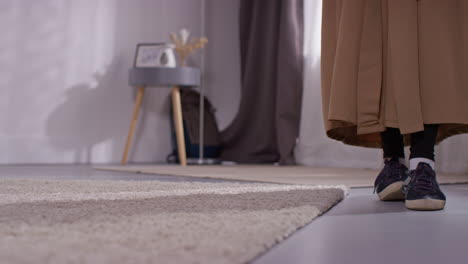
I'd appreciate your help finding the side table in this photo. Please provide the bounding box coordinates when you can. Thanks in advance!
[121,67,201,166]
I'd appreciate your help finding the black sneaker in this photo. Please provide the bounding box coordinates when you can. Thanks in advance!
[405,162,446,211]
[374,157,409,201]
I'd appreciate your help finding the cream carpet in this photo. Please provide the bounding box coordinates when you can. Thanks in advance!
[0,178,346,264]
[95,165,468,187]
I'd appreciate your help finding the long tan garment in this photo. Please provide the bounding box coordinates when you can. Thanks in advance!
[321,0,468,148]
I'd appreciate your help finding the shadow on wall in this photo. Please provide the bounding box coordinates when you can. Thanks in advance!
[2,0,197,164]
[46,59,127,163]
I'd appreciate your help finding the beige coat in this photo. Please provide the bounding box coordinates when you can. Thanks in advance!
[321,0,468,148]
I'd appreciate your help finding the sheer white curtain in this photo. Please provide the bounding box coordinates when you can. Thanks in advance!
[295,0,468,174]
[295,0,382,170]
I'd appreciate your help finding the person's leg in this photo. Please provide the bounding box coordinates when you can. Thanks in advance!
[406,124,446,210]
[409,124,438,170]
[381,127,405,161]
[374,128,409,201]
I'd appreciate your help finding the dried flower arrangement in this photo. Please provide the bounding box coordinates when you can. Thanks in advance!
[170,28,208,66]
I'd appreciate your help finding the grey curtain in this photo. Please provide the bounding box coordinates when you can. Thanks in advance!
[220,0,304,165]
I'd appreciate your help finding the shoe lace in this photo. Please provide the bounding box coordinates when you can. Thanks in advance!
[410,164,436,193]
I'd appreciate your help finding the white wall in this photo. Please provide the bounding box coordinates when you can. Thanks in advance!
[0,0,207,164]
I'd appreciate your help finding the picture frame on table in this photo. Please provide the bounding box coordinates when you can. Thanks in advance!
[133,43,176,68]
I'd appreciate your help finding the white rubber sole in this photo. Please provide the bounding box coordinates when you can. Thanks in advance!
[405,199,446,211]
[377,181,405,201]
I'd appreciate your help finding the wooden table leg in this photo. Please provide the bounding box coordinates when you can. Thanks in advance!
[121,86,145,165]
[171,86,187,166]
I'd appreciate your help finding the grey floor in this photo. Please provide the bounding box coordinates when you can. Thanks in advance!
[1,165,467,264]
[254,185,468,264]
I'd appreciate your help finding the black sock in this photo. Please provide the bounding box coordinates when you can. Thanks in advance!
[409,124,438,161]
[381,127,405,159]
